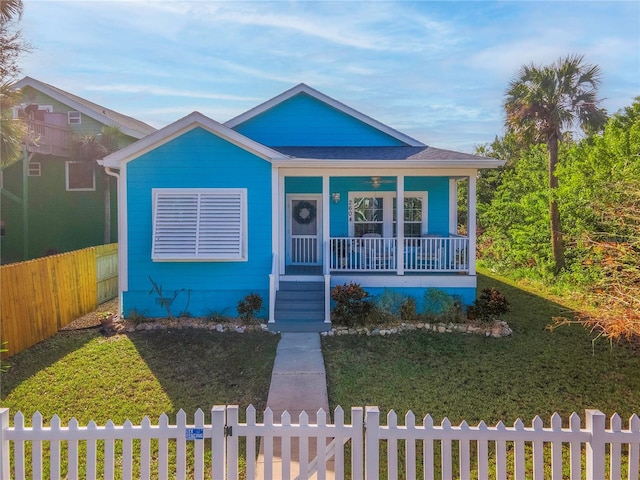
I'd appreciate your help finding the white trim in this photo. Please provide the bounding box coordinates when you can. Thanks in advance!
[449,178,458,235]
[286,193,323,266]
[118,166,128,292]
[273,158,504,169]
[12,77,152,139]
[322,175,330,274]
[100,112,288,169]
[65,161,96,191]
[468,175,477,276]
[330,274,477,289]
[278,173,286,274]
[396,175,405,276]
[271,166,279,268]
[225,83,425,147]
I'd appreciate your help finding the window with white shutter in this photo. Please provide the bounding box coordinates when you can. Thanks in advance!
[152,189,247,261]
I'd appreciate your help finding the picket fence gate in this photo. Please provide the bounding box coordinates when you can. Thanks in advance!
[1,406,639,480]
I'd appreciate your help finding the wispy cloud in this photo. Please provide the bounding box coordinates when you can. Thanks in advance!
[84,84,260,103]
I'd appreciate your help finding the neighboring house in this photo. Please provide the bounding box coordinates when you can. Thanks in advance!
[100,84,503,331]
[0,76,156,263]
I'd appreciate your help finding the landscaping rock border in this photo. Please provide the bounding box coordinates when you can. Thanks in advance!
[322,320,513,338]
[101,316,512,338]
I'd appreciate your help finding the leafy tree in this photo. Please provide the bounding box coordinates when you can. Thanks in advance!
[72,125,124,243]
[504,54,607,273]
[0,0,29,168]
[478,144,553,277]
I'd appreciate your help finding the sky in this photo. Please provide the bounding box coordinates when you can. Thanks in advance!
[17,0,640,153]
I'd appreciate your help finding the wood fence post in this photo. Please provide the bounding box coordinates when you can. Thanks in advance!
[585,409,606,480]
[365,407,380,480]
[0,408,9,480]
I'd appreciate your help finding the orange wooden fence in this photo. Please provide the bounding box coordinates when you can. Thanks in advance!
[1,244,117,358]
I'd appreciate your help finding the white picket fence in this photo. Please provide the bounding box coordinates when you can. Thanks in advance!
[1,406,639,479]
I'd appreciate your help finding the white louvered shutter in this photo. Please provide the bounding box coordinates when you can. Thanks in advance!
[198,192,243,258]
[152,189,246,261]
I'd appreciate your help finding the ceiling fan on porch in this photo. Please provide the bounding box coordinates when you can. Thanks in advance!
[364,176,396,189]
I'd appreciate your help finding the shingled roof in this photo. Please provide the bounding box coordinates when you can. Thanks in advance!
[13,76,156,139]
[273,146,494,162]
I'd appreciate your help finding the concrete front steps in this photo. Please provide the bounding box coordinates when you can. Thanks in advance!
[269,281,331,332]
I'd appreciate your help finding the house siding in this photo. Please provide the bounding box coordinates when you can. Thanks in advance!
[123,127,272,318]
[232,93,406,147]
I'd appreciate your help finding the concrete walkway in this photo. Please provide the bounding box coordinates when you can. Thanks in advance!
[256,333,333,479]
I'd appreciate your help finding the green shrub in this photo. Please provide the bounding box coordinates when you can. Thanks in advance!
[237,293,263,322]
[422,289,464,323]
[400,297,418,322]
[474,287,509,322]
[331,282,373,327]
[373,289,407,322]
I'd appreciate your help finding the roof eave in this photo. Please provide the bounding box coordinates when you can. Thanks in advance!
[12,76,153,139]
[100,111,288,168]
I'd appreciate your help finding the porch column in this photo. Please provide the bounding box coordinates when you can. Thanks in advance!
[278,171,286,274]
[322,175,330,273]
[396,175,404,275]
[467,174,477,275]
[449,178,458,235]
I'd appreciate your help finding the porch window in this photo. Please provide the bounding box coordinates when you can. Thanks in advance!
[393,196,425,237]
[352,196,383,236]
[152,188,247,262]
[349,192,427,237]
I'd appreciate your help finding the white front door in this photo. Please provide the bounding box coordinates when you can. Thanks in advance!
[287,195,322,266]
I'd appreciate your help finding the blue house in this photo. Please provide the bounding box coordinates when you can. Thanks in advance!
[100,84,503,331]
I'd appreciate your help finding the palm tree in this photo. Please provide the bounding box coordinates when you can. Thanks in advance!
[72,125,123,244]
[0,0,23,22]
[504,54,607,272]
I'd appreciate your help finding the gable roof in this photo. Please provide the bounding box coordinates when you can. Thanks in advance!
[13,76,156,139]
[99,111,289,168]
[225,83,425,147]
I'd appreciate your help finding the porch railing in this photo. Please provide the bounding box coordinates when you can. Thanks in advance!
[24,120,71,157]
[329,236,469,273]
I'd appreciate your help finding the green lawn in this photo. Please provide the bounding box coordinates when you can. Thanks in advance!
[2,270,639,477]
[1,329,279,425]
[322,270,640,425]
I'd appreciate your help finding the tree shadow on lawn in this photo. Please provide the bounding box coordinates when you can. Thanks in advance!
[1,326,279,425]
[125,329,279,418]
[1,328,99,398]
[323,272,640,427]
